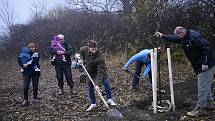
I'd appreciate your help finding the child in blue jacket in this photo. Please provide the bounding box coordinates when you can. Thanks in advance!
[19,47,33,68]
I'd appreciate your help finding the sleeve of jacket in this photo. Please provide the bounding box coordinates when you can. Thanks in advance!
[96,56,106,86]
[18,57,24,68]
[143,63,151,77]
[18,57,33,68]
[124,53,142,68]
[161,35,182,44]
[64,43,73,56]
[79,47,85,60]
[193,35,211,65]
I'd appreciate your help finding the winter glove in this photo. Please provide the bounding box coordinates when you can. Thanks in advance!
[154,32,163,38]
[95,85,100,92]
[77,59,82,66]
[123,66,128,71]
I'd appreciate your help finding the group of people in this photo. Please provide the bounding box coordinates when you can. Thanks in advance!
[18,34,117,111]
[18,26,215,117]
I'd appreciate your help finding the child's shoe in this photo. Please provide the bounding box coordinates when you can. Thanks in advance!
[35,68,41,71]
[51,56,56,62]
[26,60,33,65]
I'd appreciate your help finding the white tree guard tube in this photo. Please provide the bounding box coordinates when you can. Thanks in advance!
[154,48,158,88]
[151,49,157,113]
[167,48,175,111]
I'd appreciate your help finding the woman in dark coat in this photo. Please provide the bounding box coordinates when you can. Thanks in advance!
[18,43,41,106]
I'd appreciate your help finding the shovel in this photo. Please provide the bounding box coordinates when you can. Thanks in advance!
[81,64,124,119]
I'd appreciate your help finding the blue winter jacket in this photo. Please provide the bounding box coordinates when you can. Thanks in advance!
[19,47,32,64]
[124,49,151,77]
[18,47,34,76]
[161,30,215,74]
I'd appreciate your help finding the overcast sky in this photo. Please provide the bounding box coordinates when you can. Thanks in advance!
[1,0,65,24]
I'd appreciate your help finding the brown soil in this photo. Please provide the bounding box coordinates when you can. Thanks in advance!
[0,62,214,121]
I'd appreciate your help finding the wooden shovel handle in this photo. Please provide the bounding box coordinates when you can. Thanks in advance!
[81,64,111,109]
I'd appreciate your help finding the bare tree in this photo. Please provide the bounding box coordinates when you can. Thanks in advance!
[66,0,122,13]
[30,0,48,21]
[0,0,15,32]
[119,0,134,13]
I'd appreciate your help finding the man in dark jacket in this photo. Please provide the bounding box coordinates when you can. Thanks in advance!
[80,40,117,111]
[50,34,74,95]
[155,26,215,117]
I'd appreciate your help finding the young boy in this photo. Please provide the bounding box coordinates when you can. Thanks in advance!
[80,40,117,111]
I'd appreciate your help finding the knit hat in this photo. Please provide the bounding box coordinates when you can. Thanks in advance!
[57,34,64,39]
[53,36,60,42]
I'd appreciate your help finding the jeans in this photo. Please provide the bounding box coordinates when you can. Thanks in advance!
[23,74,40,100]
[88,78,112,104]
[55,63,74,90]
[132,61,152,89]
[197,65,215,108]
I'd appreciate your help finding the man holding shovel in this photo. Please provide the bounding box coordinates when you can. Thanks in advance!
[123,49,152,92]
[79,40,117,111]
[155,26,215,117]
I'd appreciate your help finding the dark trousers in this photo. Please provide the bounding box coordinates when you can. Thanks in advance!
[23,74,40,100]
[55,63,74,90]
[132,61,152,89]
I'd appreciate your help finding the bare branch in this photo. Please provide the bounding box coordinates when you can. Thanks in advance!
[66,0,122,13]
[30,0,48,21]
[0,0,14,30]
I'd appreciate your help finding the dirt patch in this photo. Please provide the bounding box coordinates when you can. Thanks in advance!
[0,62,214,121]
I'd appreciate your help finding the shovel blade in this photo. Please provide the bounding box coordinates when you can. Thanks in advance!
[106,109,124,119]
